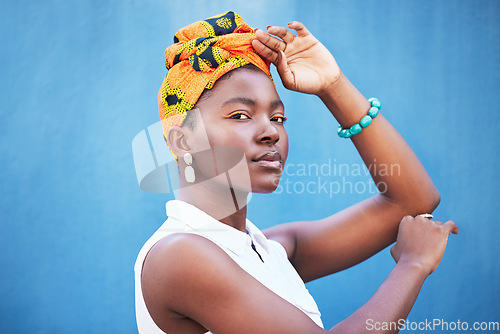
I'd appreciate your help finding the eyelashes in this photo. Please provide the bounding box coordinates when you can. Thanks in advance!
[224,112,251,120]
[271,115,287,123]
[224,112,287,123]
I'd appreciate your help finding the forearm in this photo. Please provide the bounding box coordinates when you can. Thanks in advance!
[318,73,440,212]
[329,262,428,334]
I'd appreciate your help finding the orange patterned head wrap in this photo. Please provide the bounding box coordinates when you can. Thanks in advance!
[158,11,272,147]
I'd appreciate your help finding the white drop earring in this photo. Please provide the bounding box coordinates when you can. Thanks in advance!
[183,152,195,183]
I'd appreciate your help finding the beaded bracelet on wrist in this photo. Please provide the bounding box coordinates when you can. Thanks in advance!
[337,98,381,138]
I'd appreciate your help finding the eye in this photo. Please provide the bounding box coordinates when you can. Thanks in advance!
[271,115,287,123]
[226,112,251,120]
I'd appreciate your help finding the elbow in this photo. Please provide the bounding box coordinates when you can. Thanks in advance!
[426,189,441,213]
[412,187,441,215]
[393,187,441,216]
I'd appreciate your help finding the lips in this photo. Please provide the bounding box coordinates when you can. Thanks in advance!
[253,151,282,169]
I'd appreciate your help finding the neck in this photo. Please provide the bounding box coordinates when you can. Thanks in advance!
[178,174,249,232]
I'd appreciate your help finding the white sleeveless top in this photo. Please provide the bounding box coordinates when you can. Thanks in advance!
[134,200,323,333]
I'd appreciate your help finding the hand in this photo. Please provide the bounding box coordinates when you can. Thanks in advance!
[252,21,342,95]
[390,215,459,275]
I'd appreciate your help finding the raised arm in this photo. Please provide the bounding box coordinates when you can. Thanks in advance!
[253,22,444,282]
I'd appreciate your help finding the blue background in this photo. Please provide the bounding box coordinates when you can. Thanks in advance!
[1,0,498,333]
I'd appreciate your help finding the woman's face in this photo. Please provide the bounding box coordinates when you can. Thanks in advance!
[189,68,288,193]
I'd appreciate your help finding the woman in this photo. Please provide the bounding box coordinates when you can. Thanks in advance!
[135,11,458,334]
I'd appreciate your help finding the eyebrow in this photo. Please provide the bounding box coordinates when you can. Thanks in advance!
[271,100,284,109]
[221,97,256,107]
[220,97,284,109]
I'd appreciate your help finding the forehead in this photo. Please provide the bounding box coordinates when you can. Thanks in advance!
[197,68,281,108]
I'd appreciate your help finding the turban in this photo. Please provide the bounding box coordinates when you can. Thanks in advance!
[158,11,272,148]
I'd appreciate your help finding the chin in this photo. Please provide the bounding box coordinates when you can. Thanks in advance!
[250,174,282,193]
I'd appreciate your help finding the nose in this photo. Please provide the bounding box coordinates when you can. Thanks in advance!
[256,117,280,145]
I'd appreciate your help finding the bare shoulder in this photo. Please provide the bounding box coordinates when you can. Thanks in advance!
[141,233,231,333]
[143,232,220,274]
[143,232,237,289]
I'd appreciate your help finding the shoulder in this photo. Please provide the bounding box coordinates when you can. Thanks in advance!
[141,232,240,312]
[145,232,217,265]
[141,232,252,332]
[141,233,241,330]
[142,232,234,288]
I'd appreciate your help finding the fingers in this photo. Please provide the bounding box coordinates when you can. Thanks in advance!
[288,21,310,37]
[413,215,458,235]
[402,215,413,222]
[267,25,295,44]
[251,39,295,89]
[254,20,311,53]
[423,217,458,235]
[275,50,295,89]
[443,220,459,235]
[251,38,279,64]
[254,28,286,52]
[390,244,399,262]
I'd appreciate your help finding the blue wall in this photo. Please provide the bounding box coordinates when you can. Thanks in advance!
[1,0,498,332]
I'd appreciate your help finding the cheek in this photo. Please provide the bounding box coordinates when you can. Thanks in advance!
[199,126,251,172]
[279,129,289,161]
[206,126,251,149]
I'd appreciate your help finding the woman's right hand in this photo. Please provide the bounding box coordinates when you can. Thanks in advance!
[390,215,459,275]
[252,22,342,96]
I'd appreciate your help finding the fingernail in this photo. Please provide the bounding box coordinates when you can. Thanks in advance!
[267,25,271,30]
[288,21,294,26]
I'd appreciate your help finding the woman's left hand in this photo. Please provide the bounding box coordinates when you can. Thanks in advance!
[252,21,342,95]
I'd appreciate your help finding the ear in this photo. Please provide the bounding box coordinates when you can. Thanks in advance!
[166,126,191,159]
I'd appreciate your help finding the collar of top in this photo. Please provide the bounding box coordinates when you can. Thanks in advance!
[164,200,269,256]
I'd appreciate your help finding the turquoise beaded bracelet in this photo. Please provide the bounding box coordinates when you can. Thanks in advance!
[337,98,381,138]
